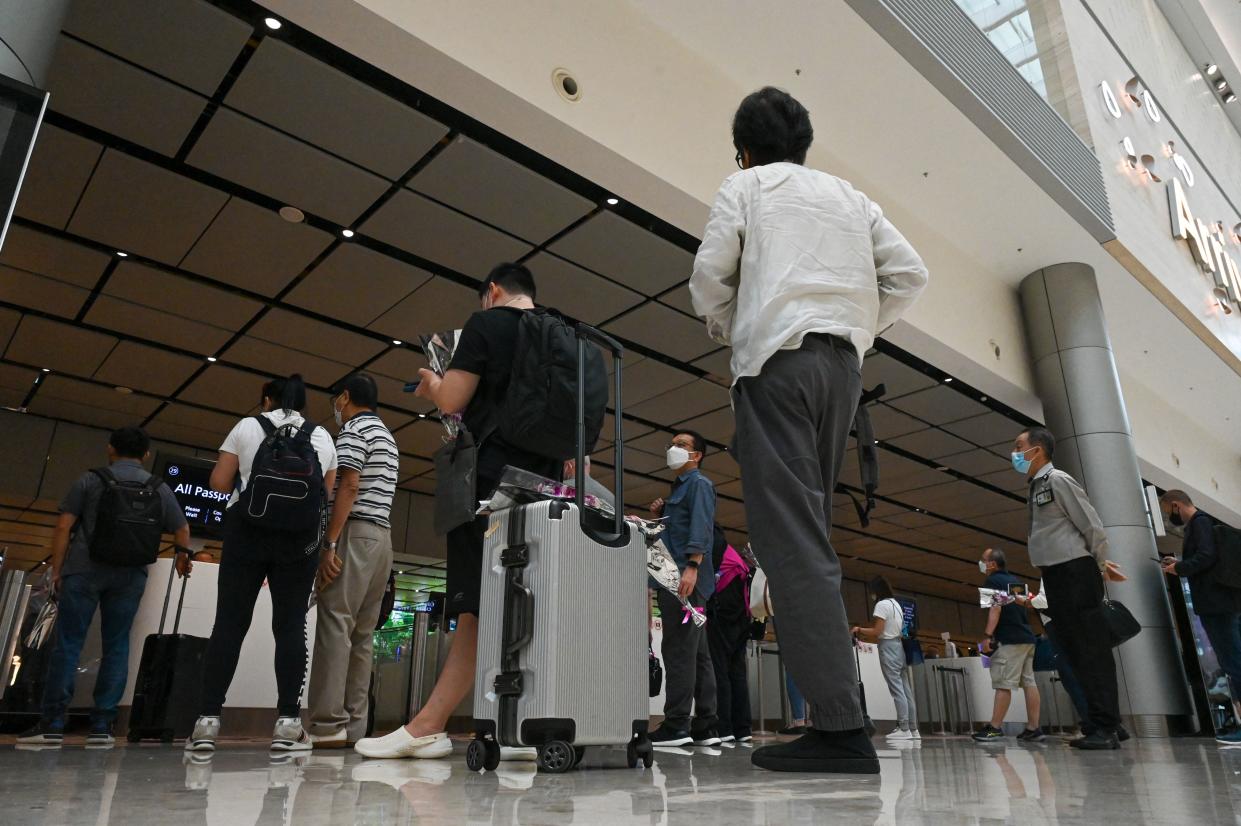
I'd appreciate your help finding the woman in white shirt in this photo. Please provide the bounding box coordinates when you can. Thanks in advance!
[852,577,919,741]
[186,374,338,753]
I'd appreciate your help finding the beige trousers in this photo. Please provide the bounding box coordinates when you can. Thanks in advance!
[308,518,393,739]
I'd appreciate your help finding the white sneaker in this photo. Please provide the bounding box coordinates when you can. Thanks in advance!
[720,734,736,743]
[271,717,312,752]
[354,727,453,759]
[912,729,922,740]
[185,716,220,752]
[310,730,349,749]
[886,729,914,741]
[500,746,538,761]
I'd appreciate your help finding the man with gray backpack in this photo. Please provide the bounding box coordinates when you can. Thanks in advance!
[18,427,190,747]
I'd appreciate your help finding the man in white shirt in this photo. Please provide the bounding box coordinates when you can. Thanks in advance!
[690,86,928,773]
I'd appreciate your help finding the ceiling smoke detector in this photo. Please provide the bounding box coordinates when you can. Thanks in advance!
[552,68,581,102]
[278,205,305,223]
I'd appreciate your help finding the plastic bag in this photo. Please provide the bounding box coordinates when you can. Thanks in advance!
[628,516,707,628]
[479,466,615,517]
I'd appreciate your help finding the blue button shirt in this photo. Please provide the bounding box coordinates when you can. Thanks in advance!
[662,469,716,599]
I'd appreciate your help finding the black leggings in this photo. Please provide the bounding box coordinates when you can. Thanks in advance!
[200,514,319,718]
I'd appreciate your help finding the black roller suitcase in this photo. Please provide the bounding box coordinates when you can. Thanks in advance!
[127,563,207,743]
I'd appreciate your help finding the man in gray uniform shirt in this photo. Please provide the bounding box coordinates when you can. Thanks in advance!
[1014,425,1127,750]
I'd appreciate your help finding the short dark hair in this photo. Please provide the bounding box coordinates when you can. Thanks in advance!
[333,372,379,410]
[1021,426,1056,460]
[870,576,895,602]
[262,374,307,414]
[110,426,150,459]
[1161,490,1194,507]
[676,430,707,466]
[986,548,1008,570]
[732,87,814,167]
[479,262,536,301]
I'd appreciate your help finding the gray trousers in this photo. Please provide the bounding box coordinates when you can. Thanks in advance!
[879,639,916,729]
[308,519,393,740]
[732,334,863,731]
[657,588,718,731]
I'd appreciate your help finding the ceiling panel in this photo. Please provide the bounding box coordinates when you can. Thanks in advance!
[890,384,991,426]
[0,364,36,408]
[25,395,147,431]
[4,315,116,375]
[675,406,736,444]
[614,357,698,406]
[941,412,1024,449]
[47,37,206,156]
[367,276,480,343]
[0,267,89,318]
[188,109,389,226]
[596,413,654,446]
[153,403,244,437]
[0,225,111,287]
[180,197,333,295]
[628,379,731,425]
[68,150,230,264]
[29,375,160,425]
[977,468,1029,493]
[399,475,437,495]
[85,295,234,355]
[887,427,976,459]
[224,38,447,179]
[524,253,642,325]
[937,447,1011,478]
[868,403,930,440]
[368,348,430,383]
[548,211,693,295]
[177,364,263,414]
[691,348,732,385]
[222,336,353,388]
[362,190,532,280]
[287,244,431,327]
[657,283,696,316]
[393,419,448,458]
[13,125,103,230]
[397,456,435,482]
[603,303,716,363]
[411,137,594,243]
[103,260,264,330]
[248,308,387,367]
[64,0,253,95]
[92,341,202,395]
[860,353,937,398]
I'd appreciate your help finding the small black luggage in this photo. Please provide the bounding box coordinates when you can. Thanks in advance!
[127,562,207,743]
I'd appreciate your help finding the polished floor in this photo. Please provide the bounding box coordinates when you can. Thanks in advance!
[2,732,1240,825]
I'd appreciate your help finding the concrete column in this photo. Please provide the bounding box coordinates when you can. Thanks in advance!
[1020,262,1192,732]
[0,0,70,88]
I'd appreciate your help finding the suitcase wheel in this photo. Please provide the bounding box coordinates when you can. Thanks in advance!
[466,739,501,773]
[536,741,575,774]
[629,733,654,769]
[572,747,586,768]
[126,731,141,744]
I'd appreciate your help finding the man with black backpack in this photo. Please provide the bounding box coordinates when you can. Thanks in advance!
[18,427,190,747]
[1160,490,1241,747]
[357,262,605,759]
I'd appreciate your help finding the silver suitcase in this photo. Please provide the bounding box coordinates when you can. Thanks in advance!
[467,323,653,774]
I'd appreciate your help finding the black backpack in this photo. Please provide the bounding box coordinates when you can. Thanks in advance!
[496,309,607,460]
[238,416,324,532]
[1212,523,1241,590]
[88,468,166,567]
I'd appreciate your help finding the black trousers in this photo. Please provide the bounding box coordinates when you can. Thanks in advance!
[657,588,717,731]
[1041,555,1121,731]
[707,578,752,737]
[201,513,319,717]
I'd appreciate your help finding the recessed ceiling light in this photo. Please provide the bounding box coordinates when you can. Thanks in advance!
[278,205,305,223]
[936,466,949,472]
[264,17,282,30]
[206,356,218,363]
[1226,92,1238,104]
[980,395,988,402]
[1206,63,1219,76]
[341,228,355,238]
[606,197,619,206]
[392,339,403,346]
[40,367,50,373]
[943,377,953,383]
[114,386,133,395]
[1216,79,1228,91]
[116,251,128,257]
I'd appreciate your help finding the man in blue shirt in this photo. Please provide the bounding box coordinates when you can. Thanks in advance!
[973,548,1043,743]
[648,430,719,747]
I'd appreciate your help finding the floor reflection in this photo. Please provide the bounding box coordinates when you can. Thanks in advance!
[4,735,1241,825]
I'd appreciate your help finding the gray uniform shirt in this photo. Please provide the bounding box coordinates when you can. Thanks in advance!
[1025,463,1109,571]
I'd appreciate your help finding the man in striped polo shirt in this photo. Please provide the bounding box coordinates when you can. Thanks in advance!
[308,372,400,748]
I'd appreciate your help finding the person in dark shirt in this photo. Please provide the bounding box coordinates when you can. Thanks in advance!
[973,547,1044,742]
[1160,490,1241,747]
[356,262,559,760]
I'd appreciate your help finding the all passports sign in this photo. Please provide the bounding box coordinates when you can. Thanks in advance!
[1099,78,1241,315]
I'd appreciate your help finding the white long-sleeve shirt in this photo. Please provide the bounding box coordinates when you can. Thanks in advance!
[689,163,928,384]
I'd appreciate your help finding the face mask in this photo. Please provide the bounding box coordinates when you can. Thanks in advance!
[978,560,989,574]
[333,398,344,428]
[666,446,691,470]
[1169,508,1184,527]
[1011,448,1034,475]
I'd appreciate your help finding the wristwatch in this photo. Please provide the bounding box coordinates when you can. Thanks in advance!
[685,560,700,570]
[323,539,339,551]
[174,545,192,556]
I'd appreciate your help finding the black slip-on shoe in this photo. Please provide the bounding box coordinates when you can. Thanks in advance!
[649,725,693,747]
[1072,731,1120,750]
[751,729,879,774]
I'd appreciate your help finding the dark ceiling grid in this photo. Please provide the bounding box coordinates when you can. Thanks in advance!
[172,28,262,162]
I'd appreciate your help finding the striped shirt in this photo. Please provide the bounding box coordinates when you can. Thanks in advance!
[335,411,398,528]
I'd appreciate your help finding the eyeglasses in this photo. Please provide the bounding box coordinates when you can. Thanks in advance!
[735,150,744,170]
[667,442,696,451]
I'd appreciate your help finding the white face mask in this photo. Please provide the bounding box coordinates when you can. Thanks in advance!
[978,560,989,575]
[666,446,691,470]
[333,398,345,428]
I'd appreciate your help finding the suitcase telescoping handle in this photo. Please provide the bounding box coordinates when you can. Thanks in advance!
[574,322,629,547]
[157,550,190,636]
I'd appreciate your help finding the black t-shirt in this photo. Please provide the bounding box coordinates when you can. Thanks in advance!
[1182,511,1241,616]
[450,307,560,484]
[985,571,1036,645]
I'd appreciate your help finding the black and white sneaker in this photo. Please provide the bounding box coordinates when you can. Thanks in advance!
[185,716,220,752]
[1016,727,1046,742]
[86,722,115,747]
[16,721,64,745]
[271,717,312,752]
[692,727,722,747]
[972,724,1005,742]
[649,725,693,747]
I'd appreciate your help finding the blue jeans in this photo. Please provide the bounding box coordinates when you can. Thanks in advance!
[1045,622,1091,727]
[41,565,148,726]
[1199,613,1241,699]
[786,671,807,721]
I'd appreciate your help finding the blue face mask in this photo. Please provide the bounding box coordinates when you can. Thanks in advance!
[1011,448,1033,475]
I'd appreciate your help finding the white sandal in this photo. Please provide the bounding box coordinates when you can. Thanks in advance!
[353,728,452,759]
